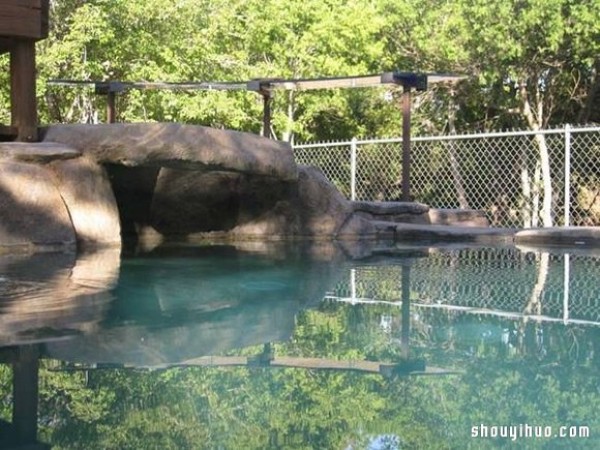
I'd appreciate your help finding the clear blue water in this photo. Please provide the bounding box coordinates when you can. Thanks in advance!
[0,242,599,449]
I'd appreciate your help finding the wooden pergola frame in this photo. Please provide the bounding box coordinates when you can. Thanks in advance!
[49,72,465,200]
[247,72,465,200]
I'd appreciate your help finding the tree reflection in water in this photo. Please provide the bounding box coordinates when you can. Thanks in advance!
[0,244,599,448]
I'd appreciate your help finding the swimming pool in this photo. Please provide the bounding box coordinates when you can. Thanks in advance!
[0,242,598,448]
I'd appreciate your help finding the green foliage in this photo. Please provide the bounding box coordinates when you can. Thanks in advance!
[2,0,596,140]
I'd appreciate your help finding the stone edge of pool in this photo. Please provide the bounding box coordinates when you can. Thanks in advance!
[373,222,600,248]
[3,222,600,254]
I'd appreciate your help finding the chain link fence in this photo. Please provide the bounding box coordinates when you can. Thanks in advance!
[326,248,600,325]
[294,125,600,228]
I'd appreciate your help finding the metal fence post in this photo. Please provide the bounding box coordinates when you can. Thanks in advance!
[563,253,570,325]
[350,268,356,302]
[350,137,357,201]
[564,124,571,227]
[401,86,412,201]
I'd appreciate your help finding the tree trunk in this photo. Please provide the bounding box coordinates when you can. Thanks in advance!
[532,160,541,228]
[524,252,550,316]
[447,99,469,208]
[282,90,295,143]
[520,147,532,228]
[519,84,553,227]
[578,59,600,124]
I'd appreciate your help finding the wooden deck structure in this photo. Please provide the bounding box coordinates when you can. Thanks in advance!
[0,0,49,142]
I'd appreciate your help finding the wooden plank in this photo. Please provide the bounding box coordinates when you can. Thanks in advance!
[10,40,38,141]
[12,345,40,444]
[1,1,43,7]
[0,1,48,40]
[249,74,384,92]
[0,36,13,53]
[0,124,18,138]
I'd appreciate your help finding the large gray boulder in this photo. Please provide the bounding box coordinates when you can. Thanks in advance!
[149,169,298,236]
[42,123,298,181]
[144,165,374,240]
[0,141,121,250]
[225,165,355,238]
[0,160,76,249]
[49,155,121,246]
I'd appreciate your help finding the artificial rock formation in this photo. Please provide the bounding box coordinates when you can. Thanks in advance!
[49,155,121,246]
[0,122,498,251]
[0,160,76,248]
[39,121,376,244]
[0,141,119,249]
[43,123,297,180]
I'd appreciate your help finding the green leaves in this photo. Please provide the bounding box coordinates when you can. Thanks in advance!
[2,0,598,137]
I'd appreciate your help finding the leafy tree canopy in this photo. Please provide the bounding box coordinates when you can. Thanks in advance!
[0,0,598,140]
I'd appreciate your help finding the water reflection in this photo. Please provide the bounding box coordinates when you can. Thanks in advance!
[0,249,119,346]
[47,244,347,366]
[0,244,599,448]
[0,345,45,449]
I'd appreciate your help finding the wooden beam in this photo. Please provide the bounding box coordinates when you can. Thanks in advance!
[401,85,411,201]
[248,75,384,92]
[0,1,49,40]
[0,36,13,54]
[12,345,40,445]
[106,91,116,123]
[10,39,38,142]
[261,91,272,138]
[0,124,18,139]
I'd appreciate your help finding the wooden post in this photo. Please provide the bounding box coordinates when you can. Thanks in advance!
[12,345,40,444]
[261,90,272,138]
[401,85,411,201]
[107,91,116,123]
[10,39,38,141]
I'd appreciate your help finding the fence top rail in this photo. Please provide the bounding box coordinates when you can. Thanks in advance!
[294,141,353,149]
[293,124,600,149]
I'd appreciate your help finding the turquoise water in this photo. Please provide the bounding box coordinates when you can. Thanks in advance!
[0,243,599,449]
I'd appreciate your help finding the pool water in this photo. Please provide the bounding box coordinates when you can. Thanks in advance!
[0,243,599,449]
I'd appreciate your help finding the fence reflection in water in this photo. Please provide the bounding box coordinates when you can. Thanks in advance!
[325,248,600,326]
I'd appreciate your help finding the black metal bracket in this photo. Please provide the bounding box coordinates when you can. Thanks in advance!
[381,72,428,91]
